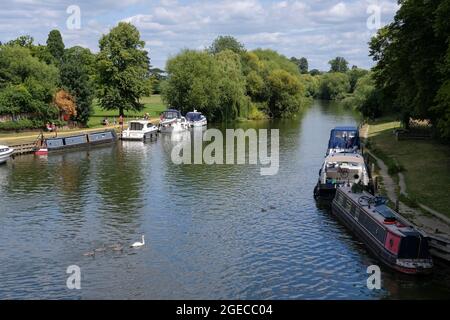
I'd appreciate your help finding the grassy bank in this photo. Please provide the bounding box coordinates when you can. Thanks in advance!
[367,117,450,216]
[89,95,166,127]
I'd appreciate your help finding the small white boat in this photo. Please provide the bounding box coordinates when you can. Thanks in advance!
[121,120,158,141]
[0,145,14,164]
[314,153,372,197]
[186,110,207,127]
[159,109,189,133]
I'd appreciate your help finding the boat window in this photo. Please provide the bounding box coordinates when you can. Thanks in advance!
[130,122,144,131]
[0,148,7,152]
[147,123,153,128]
[163,111,179,119]
[186,112,202,121]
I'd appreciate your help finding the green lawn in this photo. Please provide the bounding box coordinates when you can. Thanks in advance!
[89,95,166,127]
[368,118,450,216]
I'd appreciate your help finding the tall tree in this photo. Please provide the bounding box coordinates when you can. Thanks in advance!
[60,46,95,125]
[96,22,150,117]
[290,57,308,74]
[209,36,246,55]
[328,56,349,73]
[46,30,65,62]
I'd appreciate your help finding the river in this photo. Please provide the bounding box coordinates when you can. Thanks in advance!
[0,100,449,299]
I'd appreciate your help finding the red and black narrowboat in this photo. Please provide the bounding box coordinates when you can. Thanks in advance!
[332,185,433,274]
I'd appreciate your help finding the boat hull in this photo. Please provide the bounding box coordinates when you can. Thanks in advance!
[331,200,432,275]
[0,149,14,164]
[121,130,158,141]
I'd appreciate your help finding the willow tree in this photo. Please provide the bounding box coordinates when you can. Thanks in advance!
[96,22,150,117]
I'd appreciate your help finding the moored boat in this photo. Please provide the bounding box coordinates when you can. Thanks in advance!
[0,145,14,164]
[121,120,158,141]
[186,110,207,127]
[35,130,116,155]
[327,126,361,155]
[332,185,433,274]
[314,152,372,198]
[159,109,189,133]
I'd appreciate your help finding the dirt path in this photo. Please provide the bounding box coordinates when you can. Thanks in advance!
[360,124,450,239]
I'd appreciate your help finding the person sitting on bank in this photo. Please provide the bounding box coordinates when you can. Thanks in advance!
[46,122,53,132]
[102,117,109,126]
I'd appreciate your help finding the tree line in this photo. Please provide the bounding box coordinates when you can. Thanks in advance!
[365,0,450,141]
[0,23,156,130]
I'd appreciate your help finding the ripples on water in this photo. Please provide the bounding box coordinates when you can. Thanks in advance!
[1,100,449,299]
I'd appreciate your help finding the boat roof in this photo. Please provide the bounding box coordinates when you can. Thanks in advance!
[0,145,10,148]
[325,153,365,164]
[332,126,358,131]
[129,120,152,124]
[337,185,418,236]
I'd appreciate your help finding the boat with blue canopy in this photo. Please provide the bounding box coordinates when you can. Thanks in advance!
[327,126,361,155]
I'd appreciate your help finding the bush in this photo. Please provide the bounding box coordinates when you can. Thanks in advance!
[0,119,44,131]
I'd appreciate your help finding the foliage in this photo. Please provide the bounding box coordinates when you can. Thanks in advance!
[96,22,151,117]
[316,72,350,100]
[290,57,309,74]
[209,36,246,55]
[54,89,77,117]
[369,0,450,140]
[0,118,45,131]
[46,30,65,63]
[328,57,349,73]
[161,49,222,120]
[60,46,95,125]
[0,45,59,119]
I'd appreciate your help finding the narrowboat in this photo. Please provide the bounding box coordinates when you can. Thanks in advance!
[159,109,189,133]
[327,126,361,155]
[332,185,433,274]
[186,110,207,127]
[35,130,116,155]
[121,120,158,141]
[0,145,14,164]
[314,153,372,198]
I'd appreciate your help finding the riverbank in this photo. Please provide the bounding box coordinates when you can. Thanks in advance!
[360,119,450,241]
[0,95,165,146]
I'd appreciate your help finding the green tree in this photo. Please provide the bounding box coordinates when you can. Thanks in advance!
[162,50,222,120]
[347,67,369,93]
[329,56,349,73]
[369,0,450,135]
[317,72,350,100]
[46,30,65,62]
[209,36,246,55]
[0,45,59,119]
[60,46,95,125]
[96,22,150,117]
[6,35,34,48]
[266,69,305,118]
[290,57,308,74]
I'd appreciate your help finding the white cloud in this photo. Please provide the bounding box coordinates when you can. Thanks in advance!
[0,0,400,70]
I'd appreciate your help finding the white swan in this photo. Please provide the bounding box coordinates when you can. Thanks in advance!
[131,235,145,248]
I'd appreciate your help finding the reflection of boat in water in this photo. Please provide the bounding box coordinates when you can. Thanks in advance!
[159,109,189,133]
[314,153,372,198]
[121,120,158,141]
[186,110,207,127]
[327,126,361,155]
[332,185,433,274]
[0,145,14,164]
[35,130,117,155]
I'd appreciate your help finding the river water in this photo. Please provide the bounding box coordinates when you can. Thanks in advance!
[1,100,449,299]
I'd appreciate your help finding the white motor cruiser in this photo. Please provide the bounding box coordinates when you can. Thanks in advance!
[314,153,372,197]
[186,110,207,127]
[0,145,14,164]
[121,120,158,141]
[159,109,189,133]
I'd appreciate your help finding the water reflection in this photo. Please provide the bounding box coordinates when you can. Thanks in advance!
[0,100,449,299]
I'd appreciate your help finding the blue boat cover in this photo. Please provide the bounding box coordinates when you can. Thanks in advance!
[328,127,360,150]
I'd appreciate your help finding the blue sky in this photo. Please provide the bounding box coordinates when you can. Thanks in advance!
[0,0,399,70]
